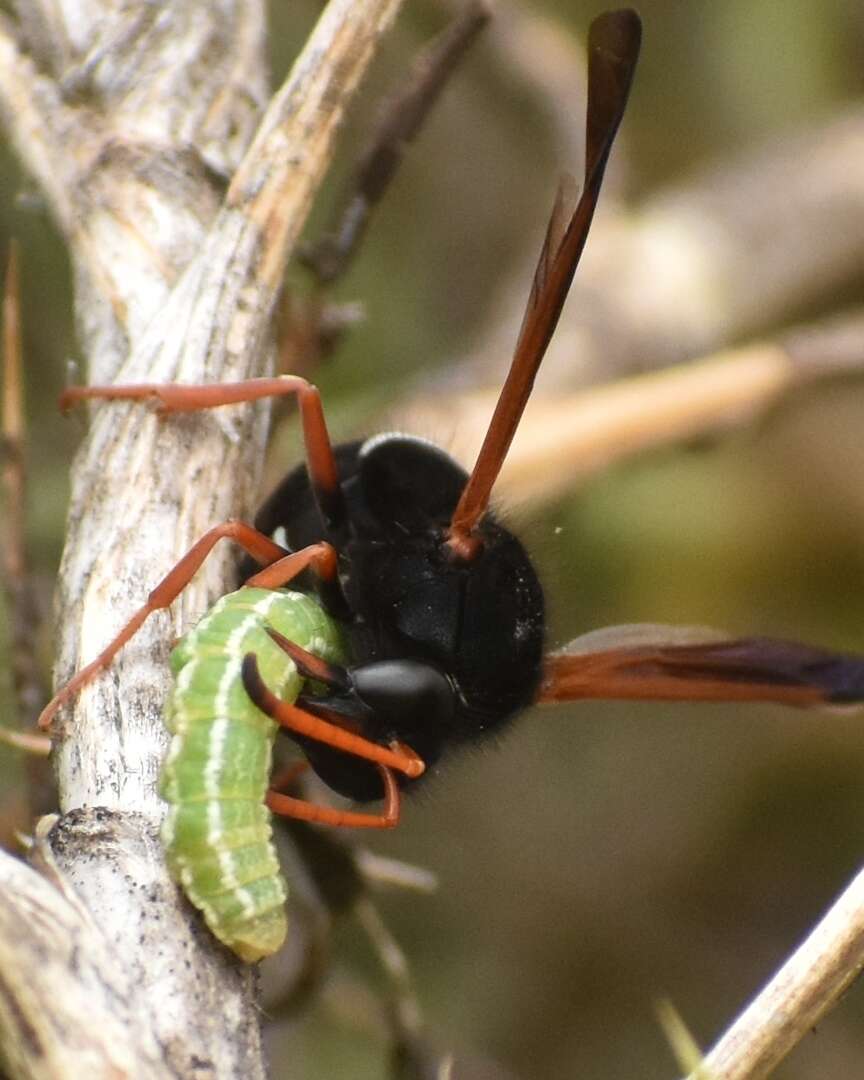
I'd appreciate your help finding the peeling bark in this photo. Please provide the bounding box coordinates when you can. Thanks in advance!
[0,0,404,1075]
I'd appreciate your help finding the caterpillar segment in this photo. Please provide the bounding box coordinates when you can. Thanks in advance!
[160,587,347,962]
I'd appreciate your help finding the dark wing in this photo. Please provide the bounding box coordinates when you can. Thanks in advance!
[538,624,864,708]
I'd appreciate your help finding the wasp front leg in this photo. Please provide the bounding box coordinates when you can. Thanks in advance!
[38,526,337,730]
[267,764,402,831]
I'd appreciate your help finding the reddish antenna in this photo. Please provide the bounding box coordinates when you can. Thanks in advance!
[446,9,642,560]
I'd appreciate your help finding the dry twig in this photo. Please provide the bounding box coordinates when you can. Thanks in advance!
[440,100,864,391]
[684,864,864,1079]
[0,0,404,1074]
[396,307,864,506]
[1,245,46,733]
[303,0,491,285]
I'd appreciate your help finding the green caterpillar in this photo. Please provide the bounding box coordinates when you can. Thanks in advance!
[160,586,346,962]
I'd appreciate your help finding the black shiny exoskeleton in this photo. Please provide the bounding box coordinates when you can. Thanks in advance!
[250,436,545,800]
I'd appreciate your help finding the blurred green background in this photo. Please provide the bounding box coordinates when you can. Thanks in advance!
[3,1,864,1077]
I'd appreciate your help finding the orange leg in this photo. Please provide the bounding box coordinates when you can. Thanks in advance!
[241,653,425,781]
[267,764,401,830]
[60,376,344,527]
[37,523,336,731]
[244,543,337,590]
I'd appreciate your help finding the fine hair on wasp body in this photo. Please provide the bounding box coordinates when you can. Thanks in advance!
[39,9,864,963]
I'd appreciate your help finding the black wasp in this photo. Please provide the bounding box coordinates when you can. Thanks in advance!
[41,9,864,833]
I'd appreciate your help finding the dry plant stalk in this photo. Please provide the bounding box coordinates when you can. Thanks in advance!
[453,104,864,392]
[0,0,403,1074]
[0,245,51,756]
[396,307,864,506]
[429,1,864,394]
[394,12,864,503]
[684,863,864,1079]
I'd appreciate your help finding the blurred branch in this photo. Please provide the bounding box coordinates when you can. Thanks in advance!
[261,806,446,1076]
[2,245,47,735]
[303,0,490,285]
[390,17,864,507]
[1,244,53,849]
[0,0,404,1075]
[286,1,489,379]
[684,863,864,1080]
[445,106,864,391]
[397,308,864,505]
[456,0,592,166]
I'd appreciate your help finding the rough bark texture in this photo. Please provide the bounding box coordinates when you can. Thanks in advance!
[0,0,403,1075]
